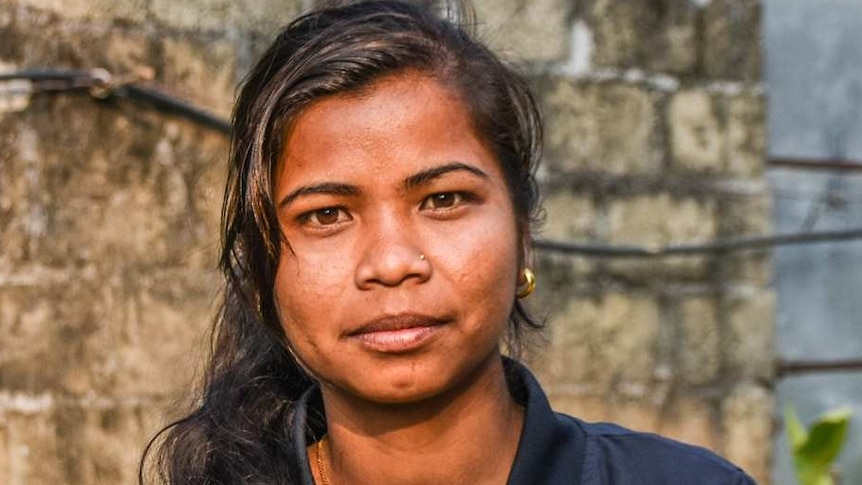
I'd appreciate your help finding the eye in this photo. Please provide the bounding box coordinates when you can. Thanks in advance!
[421,192,467,211]
[299,207,351,227]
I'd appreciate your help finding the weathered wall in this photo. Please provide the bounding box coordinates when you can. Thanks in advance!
[0,0,772,483]
[514,1,772,483]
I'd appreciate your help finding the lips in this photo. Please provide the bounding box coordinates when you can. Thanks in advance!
[346,313,448,353]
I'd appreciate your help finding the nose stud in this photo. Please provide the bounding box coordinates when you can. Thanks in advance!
[418,254,426,261]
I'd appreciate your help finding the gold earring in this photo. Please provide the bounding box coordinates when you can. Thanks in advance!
[516,268,536,299]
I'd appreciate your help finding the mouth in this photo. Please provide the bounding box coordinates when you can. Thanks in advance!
[346,313,448,353]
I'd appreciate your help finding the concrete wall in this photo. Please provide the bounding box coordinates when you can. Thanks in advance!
[514,2,772,483]
[0,0,772,483]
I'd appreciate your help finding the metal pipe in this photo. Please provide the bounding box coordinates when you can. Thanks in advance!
[533,228,862,258]
[769,157,862,172]
[777,359,862,376]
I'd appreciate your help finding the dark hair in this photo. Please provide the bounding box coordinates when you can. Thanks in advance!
[141,1,542,483]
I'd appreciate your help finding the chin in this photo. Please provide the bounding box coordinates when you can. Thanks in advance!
[333,348,502,406]
[358,384,444,406]
[339,360,453,405]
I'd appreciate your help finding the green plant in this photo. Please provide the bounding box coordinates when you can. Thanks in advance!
[785,404,853,485]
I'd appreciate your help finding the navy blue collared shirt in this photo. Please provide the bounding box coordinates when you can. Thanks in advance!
[289,359,757,484]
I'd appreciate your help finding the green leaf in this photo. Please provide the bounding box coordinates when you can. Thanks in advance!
[795,460,835,485]
[796,407,853,467]
[786,405,853,485]
[785,403,808,450]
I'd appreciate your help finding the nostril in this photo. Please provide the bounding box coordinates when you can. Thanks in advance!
[355,246,432,289]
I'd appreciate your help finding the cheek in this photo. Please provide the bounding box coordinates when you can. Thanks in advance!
[273,249,351,340]
[450,216,520,313]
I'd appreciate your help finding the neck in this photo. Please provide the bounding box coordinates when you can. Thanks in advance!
[313,353,524,485]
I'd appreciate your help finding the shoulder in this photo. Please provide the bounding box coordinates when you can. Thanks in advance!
[558,414,757,484]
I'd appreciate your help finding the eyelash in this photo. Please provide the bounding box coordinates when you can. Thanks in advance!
[296,191,477,230]
[419,191,476,212]
[297,206,351,228]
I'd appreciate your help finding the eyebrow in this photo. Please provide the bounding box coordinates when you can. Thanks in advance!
[403,162,489,190]
[278,182,361,208]
[278,161,489,209]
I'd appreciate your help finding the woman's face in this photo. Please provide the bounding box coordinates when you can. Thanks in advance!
[273,72,521,404]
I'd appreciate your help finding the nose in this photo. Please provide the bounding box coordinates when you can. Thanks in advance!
[354,213,431,289]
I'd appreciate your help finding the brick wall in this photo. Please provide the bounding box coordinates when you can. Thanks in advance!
[0,0,772,483]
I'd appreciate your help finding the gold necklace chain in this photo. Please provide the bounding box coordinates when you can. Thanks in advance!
[316,436,330,485]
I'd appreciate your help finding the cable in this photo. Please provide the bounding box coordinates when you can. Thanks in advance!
[770,157,862,172]
[778,358,862,376]
[118,84,230,133]
[0,68,230,133]
[0,68,104,83]
[533,228,862,258]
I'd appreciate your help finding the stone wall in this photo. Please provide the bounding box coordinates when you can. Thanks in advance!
[0,0,772,483]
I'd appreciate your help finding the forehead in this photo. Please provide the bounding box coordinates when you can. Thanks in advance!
[293,71,470,131]
[277,72,497,181]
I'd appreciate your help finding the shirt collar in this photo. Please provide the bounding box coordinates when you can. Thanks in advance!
[289,357,587,485]
[504,357,587,484]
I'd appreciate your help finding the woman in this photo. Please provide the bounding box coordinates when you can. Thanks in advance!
[143,1,756,483]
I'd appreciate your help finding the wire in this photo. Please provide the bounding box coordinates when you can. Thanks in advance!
[533,228,862,258]
[5,68,862,258]
[778,358,862,376]
[770,157,862,172]
[0,68,104,83]
[119,84,231,133]
[0,68,230,133]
